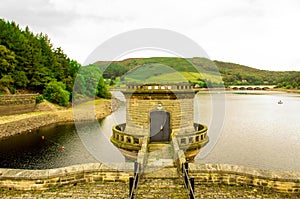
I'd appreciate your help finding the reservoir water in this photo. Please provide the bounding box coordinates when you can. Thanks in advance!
[0,91,299,171]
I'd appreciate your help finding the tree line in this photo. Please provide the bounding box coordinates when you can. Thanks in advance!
[214,61,298,88]
[0,19,110,106]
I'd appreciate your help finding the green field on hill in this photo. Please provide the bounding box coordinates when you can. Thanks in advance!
[96,57,299,88]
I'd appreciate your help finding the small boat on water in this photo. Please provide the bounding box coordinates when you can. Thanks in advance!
[278,100,283,104]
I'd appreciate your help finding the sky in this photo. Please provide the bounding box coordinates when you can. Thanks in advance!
[0,0,300,71]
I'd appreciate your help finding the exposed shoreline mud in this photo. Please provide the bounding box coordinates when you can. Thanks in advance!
[0,99,120,140]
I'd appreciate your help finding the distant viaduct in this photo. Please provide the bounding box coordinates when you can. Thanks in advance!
[111,85,277,92]
[228,85,276,90]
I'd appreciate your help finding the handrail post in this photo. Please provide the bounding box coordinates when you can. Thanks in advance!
[129,177,134,197]
[130,161,141,198]
[182,161,195,198]
[183,162,189,188]
[134,161,139,188]
[185,176,188,189]
[189,177,194,199]
[134,161,138,175]
[184,161,189,175]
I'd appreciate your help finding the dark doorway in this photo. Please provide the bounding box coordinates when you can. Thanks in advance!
[150,111,171,142]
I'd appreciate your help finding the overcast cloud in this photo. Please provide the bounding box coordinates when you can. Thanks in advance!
[0,0,300,71]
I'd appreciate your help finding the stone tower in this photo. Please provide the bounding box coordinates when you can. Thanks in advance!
[111,83,208,160]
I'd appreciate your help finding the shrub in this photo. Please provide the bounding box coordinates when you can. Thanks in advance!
[75,64,111,99]
[43,81,70,106]
[36,94,44,103]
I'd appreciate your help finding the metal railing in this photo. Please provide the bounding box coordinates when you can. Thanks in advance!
[182,162,195,199]
[129,162,141,199]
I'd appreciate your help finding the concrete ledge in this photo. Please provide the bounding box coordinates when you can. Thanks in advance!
[0,163,133,190]
[190,163,300,193]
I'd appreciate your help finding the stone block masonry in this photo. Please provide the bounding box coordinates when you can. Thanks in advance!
[0,94,38,116]
[0,163,133,191]
[123,88,195,136]
[190,163,300,193]
[0,162,299,197]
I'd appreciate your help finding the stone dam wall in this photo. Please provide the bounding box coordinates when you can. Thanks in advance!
[0,94,38,116]
[0,163,133,191]
[0,163,299,193]
[190,163,300,193]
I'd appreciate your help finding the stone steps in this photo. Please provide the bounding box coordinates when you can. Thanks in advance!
[136,178,188,199]
[146,143,174,168]
[135,167,188,199]
[148,143,171,152]
[134,143,188,198]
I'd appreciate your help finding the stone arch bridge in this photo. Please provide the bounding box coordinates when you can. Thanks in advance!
[229,85,276,90]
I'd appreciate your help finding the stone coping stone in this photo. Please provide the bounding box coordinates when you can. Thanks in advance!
[0,169,49,180]
[190,163,300,182]
[0,162,134,180]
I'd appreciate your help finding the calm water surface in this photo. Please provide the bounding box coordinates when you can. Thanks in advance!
[0,91,299,171]
[195,91,300,171]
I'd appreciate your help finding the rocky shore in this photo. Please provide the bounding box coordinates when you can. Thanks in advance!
[0,99,118,139]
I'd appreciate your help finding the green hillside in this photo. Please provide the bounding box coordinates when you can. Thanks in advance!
[215,61,297,87]
[96,57,299,88]
[124,63,188,83]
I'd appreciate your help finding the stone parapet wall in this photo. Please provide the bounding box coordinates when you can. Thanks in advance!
[172,136,186,173]
[0,94,38,116]
[0,163,133,191]
[110,124,142,157]
[1,162,299,194]
[0,94,38,104]
[137,137,148,171]
[190,163,300,193]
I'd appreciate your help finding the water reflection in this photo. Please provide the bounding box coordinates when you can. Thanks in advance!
[0,123,97,169]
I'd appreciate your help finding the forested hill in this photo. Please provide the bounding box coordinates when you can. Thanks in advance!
[214,61,298,87]
[96,57,299,88]
[0,19,110,106]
